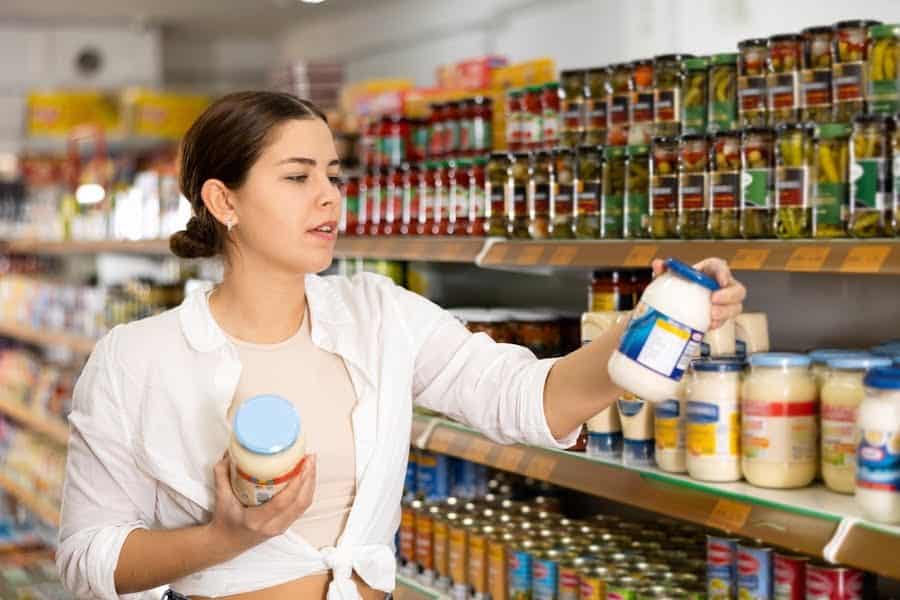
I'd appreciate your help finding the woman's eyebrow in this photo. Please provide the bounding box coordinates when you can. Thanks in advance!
[277,157,341,167]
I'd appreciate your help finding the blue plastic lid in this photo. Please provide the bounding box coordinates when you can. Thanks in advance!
[750,352,811,368]
[233,394,301,455]
[664,258,721,292]
[691,357,746,372]
[864,367,900,390]
[871,342,900,357]
[808,348,868,365]
[827,355,893,370]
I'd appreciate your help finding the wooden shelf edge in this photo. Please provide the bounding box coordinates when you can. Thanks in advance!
[335,237,484,263]
[0,471,60,528]
[0,321,96,355]
[395,574,447,600]
[2,239,172,256]
[0,399,69,446]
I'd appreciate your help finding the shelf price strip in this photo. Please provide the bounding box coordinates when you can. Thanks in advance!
[840,245,891,273]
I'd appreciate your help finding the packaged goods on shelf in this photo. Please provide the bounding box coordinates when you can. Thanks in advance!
[856,366,900,524]
[26,91,121,137]
[0,420,66,507]
[437,56,509,91]
[0,346,75,424]
[120,88,210,141]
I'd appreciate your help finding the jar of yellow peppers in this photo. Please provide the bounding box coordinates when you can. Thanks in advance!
[774,123,814,239]
[849,114,892,238]
[813,122,851,238]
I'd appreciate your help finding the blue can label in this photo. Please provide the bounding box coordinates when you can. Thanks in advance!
[623,438,655,466]
[404,452,418,500]
[532,557,559,600]
[707,536,737,600]
[508,549,532,598]
[618,302,703,380]
[588,431,624,457]
[737,544,773,600]
[416,451,451,502]
[857,428,900,492]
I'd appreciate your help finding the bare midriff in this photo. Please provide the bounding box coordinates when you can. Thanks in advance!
[190,571,386,600]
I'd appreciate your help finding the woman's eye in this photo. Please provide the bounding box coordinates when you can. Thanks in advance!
[287,175,308,183]
[329,176,344,187]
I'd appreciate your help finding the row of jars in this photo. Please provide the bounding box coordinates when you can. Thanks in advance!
[551,20,898,149]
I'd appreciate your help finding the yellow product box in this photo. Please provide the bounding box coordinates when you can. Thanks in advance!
[27,91,121,136]
[489,57,556,92]
[122,89,210,140]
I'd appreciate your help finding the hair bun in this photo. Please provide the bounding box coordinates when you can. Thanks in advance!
[169,216,220,259]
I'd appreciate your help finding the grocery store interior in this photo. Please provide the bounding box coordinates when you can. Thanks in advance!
[1,0,900,598]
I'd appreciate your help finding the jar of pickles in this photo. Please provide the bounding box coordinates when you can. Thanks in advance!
[738,38,769,128]
[867,24,900,115]
[528,150,552,239]
[774,123,814,239]
[506,152,530,238]
[682,57,708,135]
[708,53,738,133]
[650,136,680,239]
[575,145,603,238]
[608,63,633,147]
[709,131,742,238]
[602,146,627,239]
[768,34,802,126]
[801,26,835,123]
[467,157,487,236]
[485,153,510,237]
[560,69,586,148]
[631,59,655,145]
[893,117,900,237]
[740,127,776,238]
[624,144,651,238]
[849,114,892,238]
[677,134,710,239]
[550,148,576,239]
[585,67,610,146]
[833,20,882,122]
[654,54,690,138]
[813,122,851,238]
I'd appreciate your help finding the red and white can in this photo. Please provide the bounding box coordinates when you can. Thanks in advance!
[805,564,867,600]
[774,553,807,600]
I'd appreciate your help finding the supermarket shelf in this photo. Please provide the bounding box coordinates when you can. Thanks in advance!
[0,398,69,446]
[394,573,448,600]
[22,136,174,156]
[412,414,900,579]
[0,471,60,528]
[2,238,172,256]
[0,321,96,355]
[335,237,484,263]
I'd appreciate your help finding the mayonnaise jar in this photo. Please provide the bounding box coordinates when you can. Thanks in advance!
[655,379,688,473]
[702,319,736,357]
[741,354,817,489]
[809,349,868,388]
[686,358,744,482]
[856,367,900,524]
[821,356,893,494]
[583,311,629,459]
[734,313,770,356]
[618,394,655,467]
[608,258,719,403]
[229,394,306,506]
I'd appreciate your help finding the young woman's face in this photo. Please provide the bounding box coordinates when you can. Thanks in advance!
[230,118,342,275]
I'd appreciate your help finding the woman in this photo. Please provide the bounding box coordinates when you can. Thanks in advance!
[57,91,745,600]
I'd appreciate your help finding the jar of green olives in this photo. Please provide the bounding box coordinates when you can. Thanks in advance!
[708,53,738,133]
[833,20,882,123]
[608,63,633,147]
[801,26,835,124]
[528,150,552,239]
[560,70,586,149]
[768,34,802,126]
[550,147,576,239]
[602,145,627,239]
[774,123,815,239]
[575,145,603,238]
[709,131,742,239]
[485,152,510,237]
[678,134,710,239]
[585,67,610,146]
[654,54,691,138]
[682,57,709,135]
[624,144,651,239]
[813,122,851,238]
[893,115,900,236]
[738,38,769,128]
[849,114,892,238]
[740,127,776,238]
[867,24,900,116]
[630,59,655,145]
[507,152,531,239]
[650,136,680,239]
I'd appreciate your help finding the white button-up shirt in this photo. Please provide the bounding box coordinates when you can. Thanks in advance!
[57,273,580,599]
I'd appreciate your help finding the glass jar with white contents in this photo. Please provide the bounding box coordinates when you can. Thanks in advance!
[808,348,869,387]
[686,358,745,482]
[821,356,893,494]
[857,367,900,524]
[655,379,688,473]
[742,353,818,489]
[618,393,655,467]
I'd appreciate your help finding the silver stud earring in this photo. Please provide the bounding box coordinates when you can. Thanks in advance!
[226,217,234,232]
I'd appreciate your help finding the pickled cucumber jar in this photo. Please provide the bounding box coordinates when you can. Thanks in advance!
[630,59,655,145]
[709,131,742,239]
[893,116,900,236]
[560,69,586,148]
[767,34,802,126]
[585,67,610,146]
[528,150,552,239]
[602,146,626,239]
[708,53,738,133]
[774,123,814,239]
[740,127,776,238]
[849,114,892,238]
[867,24,900,115]
[801,26,835,124]
[833,20,882,123]
[608,63,633,147]
[654,54,691,138]
[507,152,531,239]
[813,122,851,238]
[624,144,651,239]
[574,145,603,239]
[550,147,576,239]
[738,38,769,128]
[682,57,709,135]
[650,136,680,239]
[677,134,710,239]
[485,152,510,237]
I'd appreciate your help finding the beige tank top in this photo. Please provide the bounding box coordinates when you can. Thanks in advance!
[227,309,358,549]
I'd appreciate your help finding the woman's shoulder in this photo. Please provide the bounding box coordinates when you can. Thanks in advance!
[94,306,188,376]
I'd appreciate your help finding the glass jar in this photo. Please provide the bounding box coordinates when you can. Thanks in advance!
[602,145,626,239]
[381,166,404,236]
[741,353,818,489]
[444,102,462,159]
[624,144,650,238]
[813,122,851,238]
[400,165,420,236]
[849,114,892,238]
[342,175,361,236]
[523,85,544,151]
[740,127,776,238]
[410,118,429,164]
[767,34,802,127]
[506,90,525,152]
[833,20,882,122]
[433,161,451,235]
[630,59,655,145]
[677,134,709,239]
[856,366,900,524]
[384,115,410,168]
[608,63,633,147]
[560,70,587,148]
[589,270,629,312]
[682,57,709,135]
[654,54,690,138]
[507,152,531,239]
[868,24,900,115]
[574,145,603,238]
[528,150,552,239]
[584,68,609,146]
[738,38,769,128]
[801,26,835,124]
[469,96,493,156]
[656,379,688,474]
[836,19,882,62]
[448,158,471,236]
[375,115,391,167]
[686,359,744,483]
[774,123,814,239]
[369,167,387,236]
[550,148,576,239]
[416,161,436,236]
[894,118,900,237]
[485,153,510,237]
[542,83,561,150]
[708,53,738,133]
[650,136,680,239]
[709,131,742,239]
[467,157,487,236]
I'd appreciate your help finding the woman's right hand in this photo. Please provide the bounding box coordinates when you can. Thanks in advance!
[208,453,317,552]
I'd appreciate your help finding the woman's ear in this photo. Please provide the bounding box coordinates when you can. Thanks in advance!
[201,179,238,229]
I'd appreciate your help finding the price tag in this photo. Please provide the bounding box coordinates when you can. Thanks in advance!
[624,245,658,267]
[785,246,830,271]
[516,245,544,265]
[730,248,770,270]
[489,244,510,264]
[496,446,526,472]
[465,438,493,464]
[429,430,453,454]
[549,246,578,266]
[525,454,558,480]
[707,498,752,531]
[840,245,891,273]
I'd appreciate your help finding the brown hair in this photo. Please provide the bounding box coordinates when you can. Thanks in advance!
[170,91,328,259]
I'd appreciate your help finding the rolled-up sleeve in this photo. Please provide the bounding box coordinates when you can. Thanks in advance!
[57,331,157,599]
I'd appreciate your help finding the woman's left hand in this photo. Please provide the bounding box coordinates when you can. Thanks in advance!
[652,258,746,330]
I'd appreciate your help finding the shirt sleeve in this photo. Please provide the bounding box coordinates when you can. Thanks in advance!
[57,330,158,600]
[388,282,581,449]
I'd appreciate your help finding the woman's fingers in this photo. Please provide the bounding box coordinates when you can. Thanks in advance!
[651,258,666,277]
[712,279,746,306]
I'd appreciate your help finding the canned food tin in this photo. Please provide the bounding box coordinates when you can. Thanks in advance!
[468,524,493,596]
[433,511,457,590]
[415,504,439,584]
[608,575,640,600]
[533,548,564,600]
[448,516,476,599]
[399,499,418,571]
[509,539,546,600]
[706,535,738,600]
[488,531,516,600]
[805,563,868,600]
[560,556,590,600]
[737,542,774,599]
[773,553,807,600]
[580,565,613,600]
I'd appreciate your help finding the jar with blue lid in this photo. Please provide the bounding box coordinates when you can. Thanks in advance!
[229,394,306,507]
[857,367,900,523]
[809,348,870,384]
